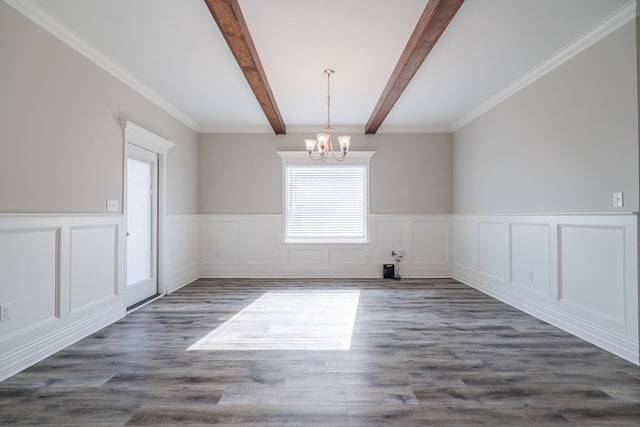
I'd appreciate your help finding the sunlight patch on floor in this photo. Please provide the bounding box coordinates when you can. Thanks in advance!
[188,291,360,351]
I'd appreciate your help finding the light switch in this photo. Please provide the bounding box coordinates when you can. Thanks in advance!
[106,199,119,212]
[612,192,623,208]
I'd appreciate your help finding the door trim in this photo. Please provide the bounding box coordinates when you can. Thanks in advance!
[120,121,175,296]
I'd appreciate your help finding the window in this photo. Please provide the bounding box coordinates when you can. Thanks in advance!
[279,152,373,243]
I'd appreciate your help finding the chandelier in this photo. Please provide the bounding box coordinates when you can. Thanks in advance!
[304,69,351,162]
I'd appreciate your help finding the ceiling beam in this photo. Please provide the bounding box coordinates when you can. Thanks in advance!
[204,0,286,134]
[365,0,464,134]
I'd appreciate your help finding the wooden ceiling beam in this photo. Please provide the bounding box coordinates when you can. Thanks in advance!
[365,0,464,134]
[204,0,286,134]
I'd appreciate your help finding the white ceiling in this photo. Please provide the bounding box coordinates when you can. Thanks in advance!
[13,0,634,133]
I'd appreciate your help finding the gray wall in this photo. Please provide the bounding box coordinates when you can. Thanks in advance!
[0,2,198,214]
[198,132,452,214]
[5,0,635,218]
[453,21,639,214]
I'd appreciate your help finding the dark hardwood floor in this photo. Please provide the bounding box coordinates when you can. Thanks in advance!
[1,278,640,426]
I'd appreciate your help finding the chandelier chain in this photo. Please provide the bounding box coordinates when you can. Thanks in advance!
[326,69,331,129]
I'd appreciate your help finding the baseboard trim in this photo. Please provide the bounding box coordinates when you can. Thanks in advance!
[0,304,125,382]
[167,273,200,294]
[453,271,639,365]
[199,264,451,279]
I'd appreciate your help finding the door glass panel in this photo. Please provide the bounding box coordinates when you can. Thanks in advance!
[127,157,152,285]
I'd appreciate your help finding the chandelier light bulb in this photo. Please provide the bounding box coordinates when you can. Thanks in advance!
[304,139,317,153]
[338,135,351,153]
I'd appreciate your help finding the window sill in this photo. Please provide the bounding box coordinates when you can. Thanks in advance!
[284,238,369,245]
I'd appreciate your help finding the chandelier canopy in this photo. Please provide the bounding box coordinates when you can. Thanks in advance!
[304,69,351,162]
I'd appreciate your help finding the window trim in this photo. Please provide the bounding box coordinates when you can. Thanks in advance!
[277,151,375,244]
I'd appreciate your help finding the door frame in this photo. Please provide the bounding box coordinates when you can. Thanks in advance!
[120,121,174,298]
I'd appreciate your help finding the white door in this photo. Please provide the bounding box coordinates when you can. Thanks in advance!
[126,144,158,308]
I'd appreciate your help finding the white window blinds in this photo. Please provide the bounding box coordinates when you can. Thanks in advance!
[285,164,367,242]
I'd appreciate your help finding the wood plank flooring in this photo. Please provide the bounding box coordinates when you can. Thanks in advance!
[1,278,640,426]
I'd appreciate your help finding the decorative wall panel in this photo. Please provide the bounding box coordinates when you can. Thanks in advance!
[412,220,449,264]
[453,214,638,365]
[478,222,506,282]
[454,220,477,272]
[0,215,126,382]
[329,249,366,265]
[244,220,281,264]
[202,220,239,264]
[200,214,451,278]
[559,225,626,326]
[0,228,58,334]
[166,215,199,293]
[287,249,322,265]
[371,220,405,263]
[69,226,117,312]
[510,223,551,297]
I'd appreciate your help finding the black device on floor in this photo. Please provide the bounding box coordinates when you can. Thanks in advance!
[383,264,394,279]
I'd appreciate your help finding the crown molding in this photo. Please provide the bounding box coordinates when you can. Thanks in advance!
[198,124,453,135]
[376,124,452,134]
[286,125,366,134]
[4,0,201,132]
[451,0,636,132]
[197,125,277,134]
[198,125,370,135]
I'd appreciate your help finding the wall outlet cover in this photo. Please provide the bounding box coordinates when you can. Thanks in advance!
[0,303,11,322]
[106,199,119,212]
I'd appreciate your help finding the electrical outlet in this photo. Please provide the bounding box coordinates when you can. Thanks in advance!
[106,199,119,212]
[527,270,534,282]
[0,303,11,322]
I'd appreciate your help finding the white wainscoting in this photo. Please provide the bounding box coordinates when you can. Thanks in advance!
[3,212,638,380]
[0,215,126,381]
[165,214,200,293]
[200,214,452,278]
[452,214,639,365]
